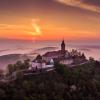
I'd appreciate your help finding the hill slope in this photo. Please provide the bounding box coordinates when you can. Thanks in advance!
[0,61,100,100]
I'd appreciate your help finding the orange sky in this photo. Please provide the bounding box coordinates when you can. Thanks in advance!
[0,0,100,41]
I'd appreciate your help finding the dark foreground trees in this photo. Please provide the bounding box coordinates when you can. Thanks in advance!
[0,61,100,100]
[7,59,30,75]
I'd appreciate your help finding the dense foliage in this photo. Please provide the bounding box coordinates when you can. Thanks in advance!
[0,60,100,100]
[7,59,30,75]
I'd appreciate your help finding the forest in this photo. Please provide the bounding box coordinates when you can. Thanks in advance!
[0,59,100,100]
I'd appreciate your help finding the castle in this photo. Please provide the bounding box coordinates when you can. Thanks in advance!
[30,40,75,70]
[7,40,87,80]
[42,40,73,65]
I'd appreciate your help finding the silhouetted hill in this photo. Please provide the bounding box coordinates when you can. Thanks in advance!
[0,54,28,70]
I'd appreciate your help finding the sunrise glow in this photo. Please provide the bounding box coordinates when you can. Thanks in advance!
[0,0,99,41]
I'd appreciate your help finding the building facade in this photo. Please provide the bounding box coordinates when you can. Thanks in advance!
[42,40,73,65]
[30,58,54,70]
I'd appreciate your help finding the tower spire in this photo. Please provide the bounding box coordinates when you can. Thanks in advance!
[61,39,65,53]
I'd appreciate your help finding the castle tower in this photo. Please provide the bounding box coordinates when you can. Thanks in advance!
[61,40,65,54]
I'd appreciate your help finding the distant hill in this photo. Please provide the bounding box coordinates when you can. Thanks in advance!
[0,54,29,70]
[31,47,59,55]
[34,47,58,52]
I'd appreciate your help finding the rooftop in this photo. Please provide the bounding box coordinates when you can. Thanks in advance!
[43,50,68,57]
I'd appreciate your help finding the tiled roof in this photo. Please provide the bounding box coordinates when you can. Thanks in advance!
[43,50,66,57]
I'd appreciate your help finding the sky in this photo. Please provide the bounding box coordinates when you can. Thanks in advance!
[0,0,100,41]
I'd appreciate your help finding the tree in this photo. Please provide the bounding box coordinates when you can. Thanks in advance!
[16,61,22,66]
[81,53,86,59]
[89,57,94,62]
[24,59,30,69]
[16,71,24,80]
[7,64,14,75]
[36,55,42,60]
[0,70,4,79]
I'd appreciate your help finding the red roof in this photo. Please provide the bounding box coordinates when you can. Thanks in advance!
[43,50,66,57]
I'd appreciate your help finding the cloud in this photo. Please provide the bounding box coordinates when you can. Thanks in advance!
[0,24,27,30]
[81,0,100,7]
[30,18,42,36]
[55,0,100,13]
[0,18,42,36]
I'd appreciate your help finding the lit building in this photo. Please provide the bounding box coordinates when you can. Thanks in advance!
[30,58,54,70]
[42,40,73,65]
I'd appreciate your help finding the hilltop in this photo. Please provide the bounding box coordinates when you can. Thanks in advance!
[0,60,100,100]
